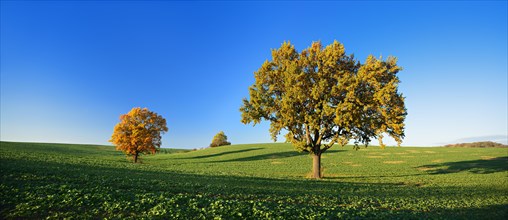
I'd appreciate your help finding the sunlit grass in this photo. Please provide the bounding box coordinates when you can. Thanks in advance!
[1,141,507,219]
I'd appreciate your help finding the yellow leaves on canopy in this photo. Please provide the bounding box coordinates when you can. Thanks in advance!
[240,40,407,154]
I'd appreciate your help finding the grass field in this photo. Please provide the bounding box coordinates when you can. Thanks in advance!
[1,141,507,219]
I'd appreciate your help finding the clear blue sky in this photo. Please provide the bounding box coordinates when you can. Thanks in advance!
[1,1,507,148]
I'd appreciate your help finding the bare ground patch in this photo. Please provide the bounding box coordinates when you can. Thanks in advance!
[395,152,408,155]
[417,167,438,171]
[324,173,341,178]
[481,156,506,161]
[383,161,405,164]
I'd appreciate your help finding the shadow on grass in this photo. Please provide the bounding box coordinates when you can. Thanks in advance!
[178,148,263,159]
[323,173,425,180]
[211,149,346,163]
[2,157,507,219]
[417,156,508,174]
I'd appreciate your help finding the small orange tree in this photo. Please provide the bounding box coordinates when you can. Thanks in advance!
[110,107,168,163]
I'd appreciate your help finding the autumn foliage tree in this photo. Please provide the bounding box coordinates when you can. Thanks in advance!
[240,41,407,178]
[110,107,168,163]
[209,131,231,147]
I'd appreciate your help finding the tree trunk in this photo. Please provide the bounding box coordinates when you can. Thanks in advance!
[312,153,321,179]
[133,153,138,163]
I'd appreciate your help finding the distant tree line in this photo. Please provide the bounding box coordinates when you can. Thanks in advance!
[445,141,507,148]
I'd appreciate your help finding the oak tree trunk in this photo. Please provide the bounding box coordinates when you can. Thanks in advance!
[312,153,321,179]
[133,152,138,163]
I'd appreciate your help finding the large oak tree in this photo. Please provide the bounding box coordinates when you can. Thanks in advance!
[110,107,168,163]
[240,41,406,178]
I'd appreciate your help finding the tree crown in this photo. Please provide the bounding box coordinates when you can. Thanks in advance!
[110,107,168,157]
[240,41,406,153]
[210,131,231,148]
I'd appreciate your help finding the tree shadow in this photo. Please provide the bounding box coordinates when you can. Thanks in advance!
[323,149,344,154]
[212,149,346,163]
[417,156,508,174]
[323,173,425,180]
[178,148,263,159]
[3,157,508,219]
[211,151,302,162]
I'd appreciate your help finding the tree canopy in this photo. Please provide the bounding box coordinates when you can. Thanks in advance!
[210,131,231,148]
[110,107,168,163]
[240,41,407,178]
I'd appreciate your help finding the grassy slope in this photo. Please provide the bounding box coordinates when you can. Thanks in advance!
[1,141,507,219]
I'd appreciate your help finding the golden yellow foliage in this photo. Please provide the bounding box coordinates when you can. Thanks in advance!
[240,40,407,178]
[209,131,231,147]
[109,107,168,163]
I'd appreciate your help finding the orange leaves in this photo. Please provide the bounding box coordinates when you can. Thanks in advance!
[109,107,168,163]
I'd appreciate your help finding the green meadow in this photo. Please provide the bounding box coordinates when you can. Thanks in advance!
[1,141,507,219]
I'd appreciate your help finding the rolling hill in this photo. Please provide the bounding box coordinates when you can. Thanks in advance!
[1,141,507,219]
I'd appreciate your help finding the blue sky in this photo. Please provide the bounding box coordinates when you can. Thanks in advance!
[1,1,507,148]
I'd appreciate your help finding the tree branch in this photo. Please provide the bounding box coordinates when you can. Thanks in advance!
[321,139,336,153]
[305,125,312,145]
[313,129,320,146]
[316,129,324,146]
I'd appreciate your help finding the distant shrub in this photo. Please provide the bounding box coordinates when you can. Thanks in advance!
[445,141,508,148]
[210,131,231,148]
